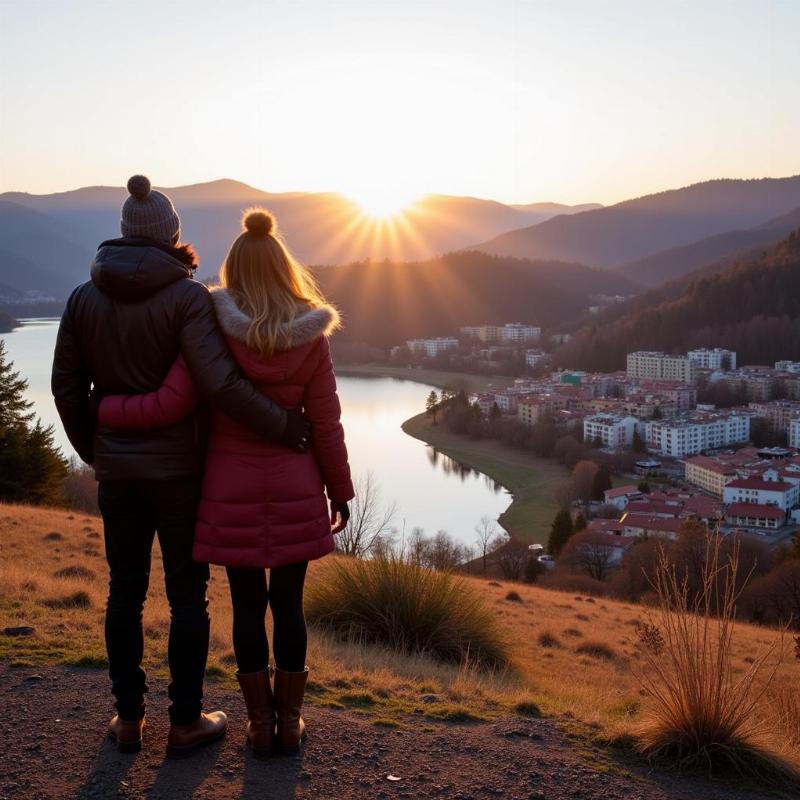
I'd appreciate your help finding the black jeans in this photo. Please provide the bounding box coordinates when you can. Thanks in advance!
[226,562,308,673]
[98,478,209,725]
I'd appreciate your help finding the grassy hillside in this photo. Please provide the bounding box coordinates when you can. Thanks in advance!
[4,502,798,759]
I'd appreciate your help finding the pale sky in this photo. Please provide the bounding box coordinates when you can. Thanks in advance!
[0,0,798,208]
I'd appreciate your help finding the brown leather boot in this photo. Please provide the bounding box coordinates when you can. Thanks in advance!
[166,711,227,759]
[237,669,275,759]
[108,715,144,753]
[274,667,308,755]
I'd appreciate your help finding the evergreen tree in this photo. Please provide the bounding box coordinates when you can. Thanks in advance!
[637,480,651,494]
[590,465,613,501]
[0,342,67,505]
[573,511,587,532]
[425,390,439,424]
[547,508,574,555]
[632,430,646,453]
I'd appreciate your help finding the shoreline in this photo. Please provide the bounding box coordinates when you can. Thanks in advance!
[401,411,566,545]
[336,363,515,395]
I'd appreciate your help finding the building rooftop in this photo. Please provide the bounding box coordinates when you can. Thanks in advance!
[725,478,794,492]
[725,503,785,520]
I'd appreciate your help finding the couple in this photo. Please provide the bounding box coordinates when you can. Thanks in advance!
[51,175,354,759]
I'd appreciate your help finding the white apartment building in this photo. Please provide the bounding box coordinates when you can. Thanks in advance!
[406,337,459,357]
[790,418,800,449]
[645,412,750,458]
[583,414,638,449]
[502,323,541,342]
[687,348,737,371]
[627,351,697,384]
[525,349,549,368]
[459,324,541,343]
[723,469,798,512]
[776,360,800,373]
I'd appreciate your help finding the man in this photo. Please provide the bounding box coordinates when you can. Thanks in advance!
[51,175,310,757]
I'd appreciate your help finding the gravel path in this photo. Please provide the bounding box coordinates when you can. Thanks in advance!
[0,666,785,800]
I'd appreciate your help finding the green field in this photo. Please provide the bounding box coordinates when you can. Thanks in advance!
[402,412,567,545]
[337,364,515,395]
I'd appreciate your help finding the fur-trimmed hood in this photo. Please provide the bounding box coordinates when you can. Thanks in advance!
[211,287,340,350]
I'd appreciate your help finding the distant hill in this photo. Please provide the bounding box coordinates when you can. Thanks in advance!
[616,207,800,287]
[315,251,638,347]
[0,180,596,293]
[472,176,800,269]
[553,228,800,371]
[509,201,602,214]
[0,202,94,294]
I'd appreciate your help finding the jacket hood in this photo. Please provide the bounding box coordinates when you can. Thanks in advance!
[90,237,197,302]
[211,287,340,350]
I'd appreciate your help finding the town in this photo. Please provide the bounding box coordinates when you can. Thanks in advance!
[397,326,800,549]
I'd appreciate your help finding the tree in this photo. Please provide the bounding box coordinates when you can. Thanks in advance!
[0,342,66,505]
[573,512,587,532]
[590,465,613,501]
[563,531,615,582]
[632,430,646,453]
[548,508,574,555]
[425,390,440,424]
[474,515,498,574]
[637,481,651,494]
[494,534,529,580]
[572,459,599,502]
[336,471,397,557]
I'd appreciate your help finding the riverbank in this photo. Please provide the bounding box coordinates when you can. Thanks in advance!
[337,363,514,395]
[402,412,566,544]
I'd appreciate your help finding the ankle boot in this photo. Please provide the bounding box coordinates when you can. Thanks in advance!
[166,711,227,758]
[108,715,144,753]
[237,669,275,758]
[274,667,308,754]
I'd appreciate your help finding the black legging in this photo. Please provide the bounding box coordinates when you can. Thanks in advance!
[225,562,308,674]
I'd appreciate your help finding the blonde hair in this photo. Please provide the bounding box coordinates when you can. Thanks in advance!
[219,208,333,356]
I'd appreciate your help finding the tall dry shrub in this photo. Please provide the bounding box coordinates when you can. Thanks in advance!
[632,533,794,779]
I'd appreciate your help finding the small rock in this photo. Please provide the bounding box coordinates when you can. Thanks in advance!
[3,626,35,637]
[421,694,440,704]
[24,674,44,682]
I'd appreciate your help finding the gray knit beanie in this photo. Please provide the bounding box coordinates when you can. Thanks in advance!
[120,175,181,244]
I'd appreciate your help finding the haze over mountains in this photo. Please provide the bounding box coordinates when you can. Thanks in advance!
[2,175,800,355]
[0,181,595,294]
[473,176,800,269]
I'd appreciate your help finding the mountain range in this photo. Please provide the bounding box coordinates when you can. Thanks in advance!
[554,228,800,372]
[472,176,800,270]
[0,181,596,294]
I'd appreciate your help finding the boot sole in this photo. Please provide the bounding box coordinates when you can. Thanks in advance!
[166,727,227,759]
[277,731,307,756]
[248,741,273,760]
[108,732,142,754]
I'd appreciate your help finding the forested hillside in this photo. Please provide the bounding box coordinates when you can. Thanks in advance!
[315,251,638,346]
[554,229,800,371]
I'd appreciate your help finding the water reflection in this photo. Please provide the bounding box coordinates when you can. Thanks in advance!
[1,320,511,546]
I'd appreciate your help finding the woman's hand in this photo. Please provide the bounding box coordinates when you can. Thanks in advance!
[330,500,350,534]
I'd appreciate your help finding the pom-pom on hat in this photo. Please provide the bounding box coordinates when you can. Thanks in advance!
[120,174,181,245]
[242,208,275,237]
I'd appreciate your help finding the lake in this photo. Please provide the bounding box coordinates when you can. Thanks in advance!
[1,319,509,547]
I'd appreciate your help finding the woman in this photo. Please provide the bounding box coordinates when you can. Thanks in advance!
[98,208,354,758]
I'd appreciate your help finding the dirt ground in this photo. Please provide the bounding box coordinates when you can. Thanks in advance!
[0,665,788,800]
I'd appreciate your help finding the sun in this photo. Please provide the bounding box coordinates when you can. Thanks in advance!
[349,188,420,221]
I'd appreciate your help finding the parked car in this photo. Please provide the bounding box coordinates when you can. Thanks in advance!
[537,554,556,570]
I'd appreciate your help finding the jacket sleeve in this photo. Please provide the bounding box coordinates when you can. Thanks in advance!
[178,284,288,441]
[98,356,198,429]
[51,293,94,464]
[304,338,355,503]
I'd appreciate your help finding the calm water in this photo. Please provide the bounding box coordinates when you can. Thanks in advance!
[1,319,509,546]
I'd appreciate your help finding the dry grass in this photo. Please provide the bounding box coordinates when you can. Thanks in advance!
[632,534,798,780]
[2,502,800,767]
[306,555,512,669]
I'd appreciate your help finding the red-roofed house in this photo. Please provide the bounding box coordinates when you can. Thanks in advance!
[619,513,686,540]
[722,469,799,511]
[587,518,625,535]
[602,485,642,510]
[725,503,785,531]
